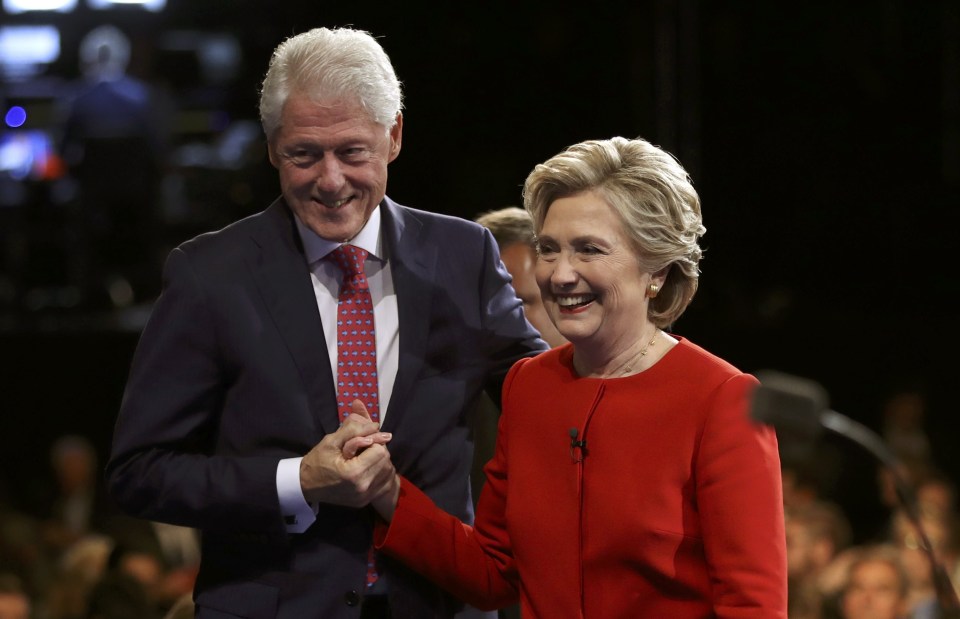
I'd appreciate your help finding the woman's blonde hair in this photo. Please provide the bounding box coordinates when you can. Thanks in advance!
[523,136,705,327]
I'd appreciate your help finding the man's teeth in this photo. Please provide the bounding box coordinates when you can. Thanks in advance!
[557,295,593,307]
[324,197,350,208]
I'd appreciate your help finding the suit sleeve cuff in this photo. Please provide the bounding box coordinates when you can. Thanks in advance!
[277,457,317,534]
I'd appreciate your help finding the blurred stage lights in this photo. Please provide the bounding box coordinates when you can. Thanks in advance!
[87,0,166,10]
[5,106,27,128]
[3,0,166,11]
[3,0,77,12]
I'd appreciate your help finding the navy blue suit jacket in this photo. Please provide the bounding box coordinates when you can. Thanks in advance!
[106,197,547,618]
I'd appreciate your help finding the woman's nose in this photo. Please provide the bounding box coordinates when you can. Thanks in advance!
[550,253,578,286]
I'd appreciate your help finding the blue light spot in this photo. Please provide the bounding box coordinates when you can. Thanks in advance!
[5,106,27,128]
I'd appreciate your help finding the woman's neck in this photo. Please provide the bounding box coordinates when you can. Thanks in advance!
[573,325,661,378]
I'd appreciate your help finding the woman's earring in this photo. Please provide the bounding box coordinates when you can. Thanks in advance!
[648,283,659,298]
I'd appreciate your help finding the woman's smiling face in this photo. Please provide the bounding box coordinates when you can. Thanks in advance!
[535,190,656,352]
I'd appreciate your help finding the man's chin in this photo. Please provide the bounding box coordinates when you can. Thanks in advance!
[306,216,365,242]
[289,199,373,241]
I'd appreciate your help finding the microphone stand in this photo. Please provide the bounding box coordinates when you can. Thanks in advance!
[751,370,960,619]
[818,410,960,618]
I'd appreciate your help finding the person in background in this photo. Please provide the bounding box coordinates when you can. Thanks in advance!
[888,508,957,619]
[39,436,115,559]
[475,207,567,349]
[470,206,568,501]
[0,573,31,619]
[84,575,158,619]
[472,206,568,619]
[101,539,172,617]
[102,513,200,609]
[785,500,853,619]
[43,534,113,619]
[0,502,46,606]
[105,26,546,619]
[839,544,910,619]
[358,136,787,617]
[880,384,933,465]
[59,24,170,307]
[909,473,960,590]
[914,469,957,518]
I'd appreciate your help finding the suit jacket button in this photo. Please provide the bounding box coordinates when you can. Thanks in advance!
[344,590,361,606]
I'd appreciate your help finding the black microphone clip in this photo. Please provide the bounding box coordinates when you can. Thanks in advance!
[569,427,587,462]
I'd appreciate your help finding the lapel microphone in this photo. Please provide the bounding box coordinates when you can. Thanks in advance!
[569,427,587,462]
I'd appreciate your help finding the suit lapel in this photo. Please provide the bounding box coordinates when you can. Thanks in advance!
[247,199,340,436]
[380,199,436,432]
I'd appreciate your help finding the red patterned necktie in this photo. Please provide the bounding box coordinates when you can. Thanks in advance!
[327,244,380,424]
[327,244,381,589]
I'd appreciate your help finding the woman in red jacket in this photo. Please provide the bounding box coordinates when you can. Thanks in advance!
[355,136,787,618]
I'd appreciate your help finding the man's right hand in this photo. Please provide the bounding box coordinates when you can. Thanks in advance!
[299,400,394,507]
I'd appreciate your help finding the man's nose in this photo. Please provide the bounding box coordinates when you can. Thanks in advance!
[314,154,345,192]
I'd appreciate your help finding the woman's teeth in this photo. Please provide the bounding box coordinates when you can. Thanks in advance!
[557,295,594,308]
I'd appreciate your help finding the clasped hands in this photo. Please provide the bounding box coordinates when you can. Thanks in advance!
[299,400,399,520]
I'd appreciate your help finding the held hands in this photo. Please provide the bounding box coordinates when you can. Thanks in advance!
[299,400,397,509]
[340,399,388,458]
[341,400,401,521]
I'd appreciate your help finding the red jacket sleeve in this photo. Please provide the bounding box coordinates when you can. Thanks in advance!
[373,478,519,611]
[696,373,788,618]
[373,361,530,610]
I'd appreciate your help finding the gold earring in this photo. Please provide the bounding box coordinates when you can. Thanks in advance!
[648,283,659,298]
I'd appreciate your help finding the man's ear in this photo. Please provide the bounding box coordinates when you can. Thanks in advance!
[267,141,279,169]
[387,113,403,163]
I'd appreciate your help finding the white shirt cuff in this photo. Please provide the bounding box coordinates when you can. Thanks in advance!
[276,457,317,534]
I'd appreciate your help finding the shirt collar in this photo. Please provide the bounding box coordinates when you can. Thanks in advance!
[294,206,383,264]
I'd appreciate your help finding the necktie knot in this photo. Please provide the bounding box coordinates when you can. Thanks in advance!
[328,244,369,291]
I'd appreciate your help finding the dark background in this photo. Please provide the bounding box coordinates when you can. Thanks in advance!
[2,0,958,541]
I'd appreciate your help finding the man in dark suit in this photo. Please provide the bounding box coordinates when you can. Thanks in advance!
[60,25,169,307]
[105,27,546,619]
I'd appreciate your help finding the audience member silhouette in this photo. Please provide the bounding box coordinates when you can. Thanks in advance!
[475,206,567,349]
[786,500,853,619]
[59,25,169,308]
[0,498,47,603]
[103,516,199,612]
[838,544,910,619]
[888,508,957,618]
[43,534,112,619]
[881,384,933,464]
[39,436,115,559]
[0,573,31,619]
[469,206,568,499]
